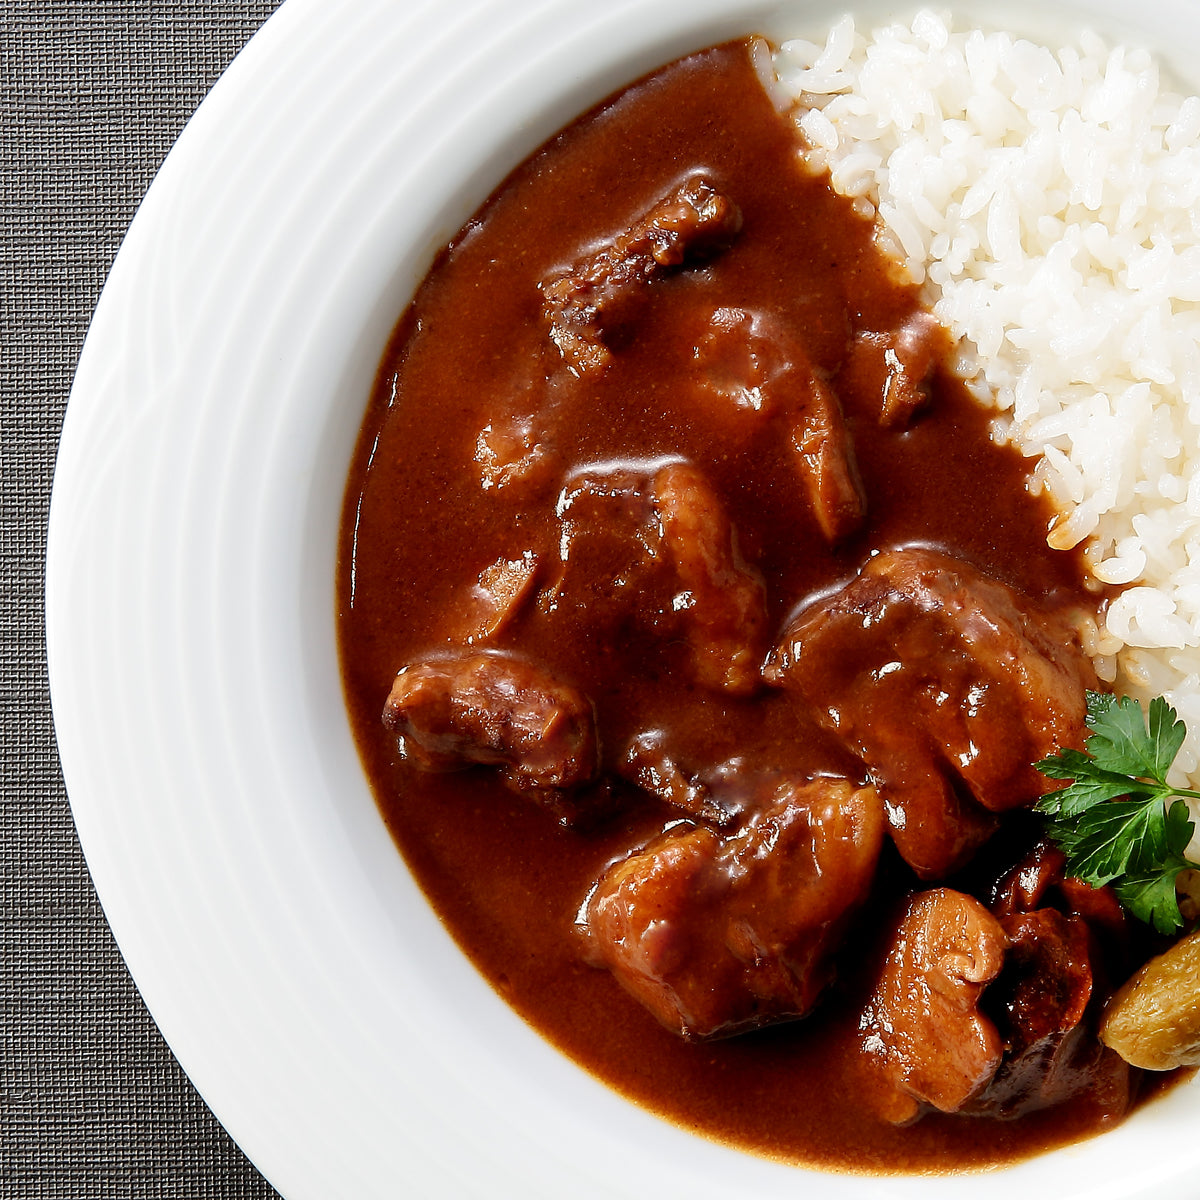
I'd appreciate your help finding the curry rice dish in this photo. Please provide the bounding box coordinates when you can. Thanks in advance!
[338,28,1200,1174]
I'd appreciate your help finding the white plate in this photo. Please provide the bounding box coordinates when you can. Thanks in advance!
[45,0,1200,1196]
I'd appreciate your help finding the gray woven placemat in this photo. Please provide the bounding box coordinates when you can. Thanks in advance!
[2,4,285,1196]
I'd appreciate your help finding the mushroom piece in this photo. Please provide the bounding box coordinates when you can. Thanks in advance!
[1101,928,1200,1070]
[859,888,1008,1124]
[382,650,599,807]
[972,908,1127,1120]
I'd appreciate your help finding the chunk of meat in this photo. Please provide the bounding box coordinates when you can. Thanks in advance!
[652,460,768,693]
[1102,929,1200,1069]
[860,888,1007,1125]
[842,310,948,429]
[541,176,742,375]
[991,839,1070,916]
[620,730,731,826]
[992,838,1128,945]
[550,463,656,602]
[475,414,551,490]
[452,552,540,645]
[581,777,884,1039]
[765,547,1097,877]
[382,651,598,811]
[790,364,866,543]
[693,306,788,417]
[549,460,768,694]
[995,911,1093,1048]
[692,305,865,542]
[971,908,1129,1120]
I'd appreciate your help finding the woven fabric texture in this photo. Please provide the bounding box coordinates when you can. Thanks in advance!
[3,4,283,1196]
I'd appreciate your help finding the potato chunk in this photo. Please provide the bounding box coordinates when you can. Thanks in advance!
[1101,929,1200,1070]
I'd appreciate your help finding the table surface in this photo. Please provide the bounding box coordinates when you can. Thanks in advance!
[3,4,283,1195]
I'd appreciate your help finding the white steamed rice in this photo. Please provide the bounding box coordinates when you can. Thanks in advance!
[773,11,1200,784]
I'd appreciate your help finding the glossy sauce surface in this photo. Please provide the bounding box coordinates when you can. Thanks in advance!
[338,40,1161,1170]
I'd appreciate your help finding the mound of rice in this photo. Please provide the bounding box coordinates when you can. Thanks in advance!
[774,10,1200,781]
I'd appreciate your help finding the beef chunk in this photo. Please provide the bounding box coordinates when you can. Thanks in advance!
[790,364,866,543]
[766,547,1096,877]
[693,306,790,418]
[992,838,1128,945]
[475,415,551,490]
[450,552,540,645]
[860,888,1008,1125]
[692,305,865,543]
[581,777,883,1040]
[550,459,768,694]
[652,460,768,694]
[842,310,948,429]
[382,651,598,813]
[541,176,742,375]
[620,730,732,826]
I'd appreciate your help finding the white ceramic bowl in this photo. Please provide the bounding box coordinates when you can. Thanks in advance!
[46,1,1200,1196]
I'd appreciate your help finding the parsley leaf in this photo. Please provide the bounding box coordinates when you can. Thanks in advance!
[1035,749,1150,817]
[1036,691,1200,934]
[1115,851,1194,935]
[1052,799,1171,885]
[1148,696,1189,781]
[1085,692,1186,782]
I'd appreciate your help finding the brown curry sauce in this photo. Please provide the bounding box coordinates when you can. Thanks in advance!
[337,39,1171,1171]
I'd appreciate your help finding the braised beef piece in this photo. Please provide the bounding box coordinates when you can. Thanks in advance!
[691,304,865,542]
[618,738,809,828]
[860,888,1130,1127]
[382,650,599,819]
[841,310,948,429]
[859,888,1008,1125]
[766,546,1096,878]
[620,731,732,826]
[451,552,541,645]
[541,175,742,376]
[475,414,552,491]
[789,357,866,543]
[968,840,1133,1119]
[651,460,769,693]
[549,459,768,694]
[992,838,1128,940]
[581,776,884,1040]
[991,838,1072,916]
[692,306,790,418]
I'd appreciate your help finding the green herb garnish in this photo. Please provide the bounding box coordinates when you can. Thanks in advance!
[1037,691,1200,934]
